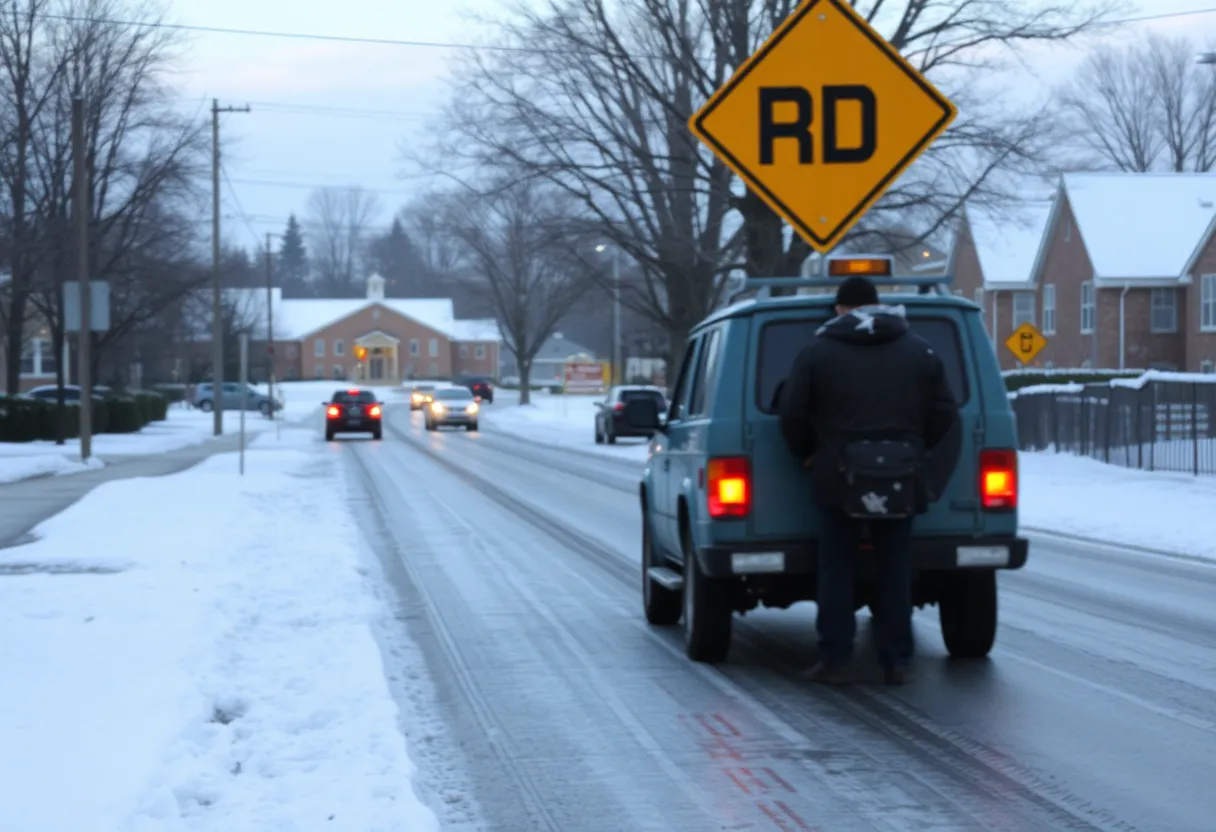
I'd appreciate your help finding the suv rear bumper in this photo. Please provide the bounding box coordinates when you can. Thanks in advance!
[697,536,1028,579]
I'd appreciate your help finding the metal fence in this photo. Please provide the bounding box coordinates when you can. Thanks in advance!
[1010,379,1216,475]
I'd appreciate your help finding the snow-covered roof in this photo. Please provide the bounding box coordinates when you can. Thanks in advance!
[448,317,501,341]
[961,199,1054,288]
[277,298,458,340]
[1062,172,1216,282]
[182,289,500,343]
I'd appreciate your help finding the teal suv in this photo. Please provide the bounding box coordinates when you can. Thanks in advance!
[631,256,1028,663]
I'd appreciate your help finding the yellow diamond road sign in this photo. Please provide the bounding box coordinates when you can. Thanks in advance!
[689,0,957,254]
[1005,322,1047,365]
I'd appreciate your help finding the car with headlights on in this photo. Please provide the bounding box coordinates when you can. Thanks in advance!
[324,388,382,441]
[409,383,437,411]
[424,386,480,431]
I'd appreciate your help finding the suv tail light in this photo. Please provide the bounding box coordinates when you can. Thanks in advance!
[707,456,750,518]
[367,404,381,417]
[613,402,624,412]
[326,405,340,418]
[979,449,1017,509]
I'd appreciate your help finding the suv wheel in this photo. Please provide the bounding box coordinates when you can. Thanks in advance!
[642,511,681,626]
[682,527,733,662]
[594,423,604,444]
[198,400,213,413]
[939,570,998,659]
[259,401,271,416]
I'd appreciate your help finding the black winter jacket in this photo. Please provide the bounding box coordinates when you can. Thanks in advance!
[777,304,962,512]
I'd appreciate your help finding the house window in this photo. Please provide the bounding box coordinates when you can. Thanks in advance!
[333,365,343,379]
[1081,281,1095,333]
[1202,359,1214,373]
[313,364,324,379]
[314,339,325,357]
[409,338,419,356]
[1150,287,1177,333]
[19,341,35,374]
[334,339,345,356]
[459,344,468,358]
[475,344,486,359]
[1202,275,1216,331]
[1081,358,1093,369]
[1041,284,1056,335]
[1012,292,1035,329]
[20,338,55,376]
[428,337,439,357]
[428,361,438,376]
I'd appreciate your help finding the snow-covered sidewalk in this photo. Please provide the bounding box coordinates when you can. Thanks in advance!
[0,429,437,831]
[0,381,360,485]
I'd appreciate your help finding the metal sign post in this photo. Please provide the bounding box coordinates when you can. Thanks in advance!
[239,332,248,475]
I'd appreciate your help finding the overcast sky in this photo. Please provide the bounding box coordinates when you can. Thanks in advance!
[166,0,1216,252]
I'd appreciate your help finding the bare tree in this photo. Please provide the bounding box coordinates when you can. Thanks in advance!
[417,0,1121,373]
[439,180,594,404]
[398,196,466,291]
[0,0,66,395]
[304,186,381,297]
[1056,34,1216,172]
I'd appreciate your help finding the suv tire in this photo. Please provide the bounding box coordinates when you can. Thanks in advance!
[682,528,733,662]
[939,570,997,659]
[642,511,681,626]
[198,400,213,413]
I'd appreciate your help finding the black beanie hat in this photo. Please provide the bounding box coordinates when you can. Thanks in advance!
[835,275,880,308]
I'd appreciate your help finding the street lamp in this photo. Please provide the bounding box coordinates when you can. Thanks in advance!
[596,243,622,385]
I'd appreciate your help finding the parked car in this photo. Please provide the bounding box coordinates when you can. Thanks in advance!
[24,384,110,404]
[594,386,668,444]
[455,374,494,403]
[424,386,479,431]
[192,382,277,415]
[639,255,1027,664]
[324,388,382,441]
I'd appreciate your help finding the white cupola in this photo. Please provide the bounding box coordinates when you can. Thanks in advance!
[366,272,386,300]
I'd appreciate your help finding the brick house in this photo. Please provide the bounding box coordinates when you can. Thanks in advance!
[236,273,501,384]
[948,173,1216,372]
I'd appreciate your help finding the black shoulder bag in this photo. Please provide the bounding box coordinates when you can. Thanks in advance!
[813,424,925,519]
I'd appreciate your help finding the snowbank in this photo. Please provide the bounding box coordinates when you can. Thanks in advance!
[0,428,437,831]
[482,388,651,460]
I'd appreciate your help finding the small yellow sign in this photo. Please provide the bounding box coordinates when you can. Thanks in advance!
[1004,322,1047,365]
[687,0,957,253]
[354,345,368,361]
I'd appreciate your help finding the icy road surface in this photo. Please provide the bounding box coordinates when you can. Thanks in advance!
[338,403,1216,832]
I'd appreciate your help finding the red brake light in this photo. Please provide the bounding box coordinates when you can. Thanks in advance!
[979,449,1017,509]
[326,405,340,418]
[368,405,381,417]
[613,403,624,411]
[707,457,750,518]
[347,389,359,394]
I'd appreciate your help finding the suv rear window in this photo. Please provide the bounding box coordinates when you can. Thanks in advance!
[755,316,969,412]
[619,389,666,407]
[333,390,376,403]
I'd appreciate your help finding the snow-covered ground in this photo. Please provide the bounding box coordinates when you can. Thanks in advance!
[483,389,651,461]
[0,428,437,831]
[483,388,1216,560]
[0,381,404,484]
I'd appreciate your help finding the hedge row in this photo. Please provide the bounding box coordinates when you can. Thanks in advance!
[1002,369,1142,392]
[0,389,169,443]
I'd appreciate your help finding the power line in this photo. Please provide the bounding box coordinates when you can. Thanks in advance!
[40,5,1216,56]
[227,177,421,196]
[241,101,435,121]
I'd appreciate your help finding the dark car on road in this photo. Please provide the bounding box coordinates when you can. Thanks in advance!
[425,386,480,431]
[455,375,494,404]
[324,388,382,441]
[594,386,668,444]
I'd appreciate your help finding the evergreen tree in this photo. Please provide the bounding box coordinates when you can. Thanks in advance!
[278,214,312,297]
[369,216,424,297]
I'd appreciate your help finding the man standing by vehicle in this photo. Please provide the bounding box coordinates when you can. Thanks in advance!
[779,276,960,685]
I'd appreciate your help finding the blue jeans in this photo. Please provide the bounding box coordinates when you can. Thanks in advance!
[815,507,914,669]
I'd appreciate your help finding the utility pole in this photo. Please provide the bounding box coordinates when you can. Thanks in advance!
[72,98,91,461]
[211,99,251,436]
[265,231,279,439]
